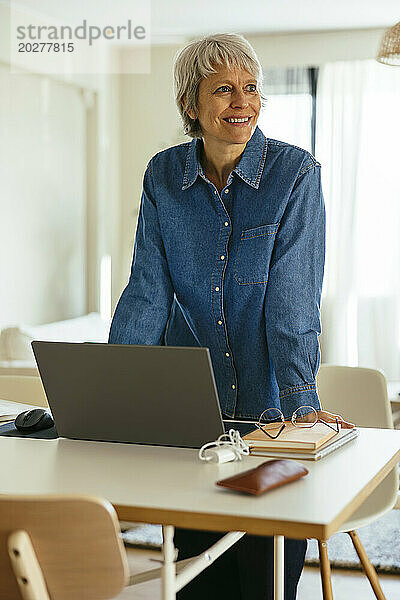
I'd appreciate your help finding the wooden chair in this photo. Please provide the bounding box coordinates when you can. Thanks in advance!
[315,365,399,600]
[0,494,244,599]
[0,495,129,600]
[0,375,48,408]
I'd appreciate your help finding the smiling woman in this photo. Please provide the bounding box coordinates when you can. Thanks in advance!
[174,33,267,136]
[185,66,261,190]
[109,32,330,600]
[186,67,261,139]
[174,34,266,191]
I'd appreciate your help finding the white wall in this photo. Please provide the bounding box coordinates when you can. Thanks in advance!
[0,63,87,327]
[247,27,385,66]
[116,44,186,298]
[0,2,120,327]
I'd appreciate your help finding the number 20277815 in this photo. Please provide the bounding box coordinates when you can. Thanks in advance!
[18,42,75,52]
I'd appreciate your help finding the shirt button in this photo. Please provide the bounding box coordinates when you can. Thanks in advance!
[224,189,229,194]
[225,352,230,357]
[215,287,220,292]
[232,384,236,390]
[224,222,229,226]
[218,320,222,325]
[220,255,225,260]
[214,190,217,194]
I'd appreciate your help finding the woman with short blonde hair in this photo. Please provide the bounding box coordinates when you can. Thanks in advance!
[110,32,352,599]
[174,32,267,138]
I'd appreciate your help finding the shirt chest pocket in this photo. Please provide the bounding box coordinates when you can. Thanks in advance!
[234,223,279,285]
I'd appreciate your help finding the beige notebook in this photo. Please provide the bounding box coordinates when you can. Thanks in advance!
[243,422,338,452]
[248,428,358,461]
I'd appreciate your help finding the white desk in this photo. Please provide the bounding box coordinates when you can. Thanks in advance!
[0,429,399,599]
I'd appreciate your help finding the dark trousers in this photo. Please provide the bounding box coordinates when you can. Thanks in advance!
[174,527,307,600]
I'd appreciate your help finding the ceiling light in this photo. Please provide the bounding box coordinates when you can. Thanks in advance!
[377,21,400,66]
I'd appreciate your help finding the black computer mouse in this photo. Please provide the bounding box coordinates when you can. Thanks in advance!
[14,408,54,433]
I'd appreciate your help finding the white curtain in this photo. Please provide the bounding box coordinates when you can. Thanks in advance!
[316,59,400,380]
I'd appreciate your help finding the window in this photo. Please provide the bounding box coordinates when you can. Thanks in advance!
[257,67,318,155]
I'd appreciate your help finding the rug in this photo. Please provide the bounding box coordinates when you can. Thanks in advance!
[121,509,400,575]
[121,523,163,549]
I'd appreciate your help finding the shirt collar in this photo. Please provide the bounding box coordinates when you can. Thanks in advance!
[181,125,268,191]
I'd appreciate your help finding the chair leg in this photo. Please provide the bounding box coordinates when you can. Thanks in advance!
[347,531,386,600]
[317,540,334,600]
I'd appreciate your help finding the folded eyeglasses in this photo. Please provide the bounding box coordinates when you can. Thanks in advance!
[255,405,340,440]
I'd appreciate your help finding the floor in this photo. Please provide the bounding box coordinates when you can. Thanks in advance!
[115,546,400,599]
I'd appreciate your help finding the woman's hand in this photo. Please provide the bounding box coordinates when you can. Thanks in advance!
[298,409,355,429]
[318,410,355,428]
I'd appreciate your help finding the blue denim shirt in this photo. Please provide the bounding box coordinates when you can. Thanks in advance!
[108,126,325,420]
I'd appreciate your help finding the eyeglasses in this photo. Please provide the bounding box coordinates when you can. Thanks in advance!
[255,405,340,440]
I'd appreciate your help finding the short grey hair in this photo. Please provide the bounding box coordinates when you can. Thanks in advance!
[173,33,267,139]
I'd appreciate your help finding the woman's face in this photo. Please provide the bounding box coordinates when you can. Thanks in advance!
[189,65,261,146]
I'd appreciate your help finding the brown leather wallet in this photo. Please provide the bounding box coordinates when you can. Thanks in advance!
[216,459,308,496]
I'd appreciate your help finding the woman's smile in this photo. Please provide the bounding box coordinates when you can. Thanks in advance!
[222,115,254,127]
[192,66,261,147]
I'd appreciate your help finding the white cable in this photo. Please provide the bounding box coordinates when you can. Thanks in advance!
[198,429,250,463]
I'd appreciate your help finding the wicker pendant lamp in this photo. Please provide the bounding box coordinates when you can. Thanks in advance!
[376,20,400,66]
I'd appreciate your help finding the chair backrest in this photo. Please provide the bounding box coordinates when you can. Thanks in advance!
[0,495,128,600]
[316,364,398,523]
[0,375,48,408]
[316,365,393,428]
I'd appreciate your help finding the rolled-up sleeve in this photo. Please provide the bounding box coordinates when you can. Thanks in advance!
[265,162,325,418]
[108,161,174,345]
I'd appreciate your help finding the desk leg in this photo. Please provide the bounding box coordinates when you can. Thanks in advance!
[274,535,284,600]
[162,525,176,600]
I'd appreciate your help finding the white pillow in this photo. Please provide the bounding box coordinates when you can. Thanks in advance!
[0,313,110,362]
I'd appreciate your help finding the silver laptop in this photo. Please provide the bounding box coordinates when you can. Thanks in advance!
[31,341,226,448]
